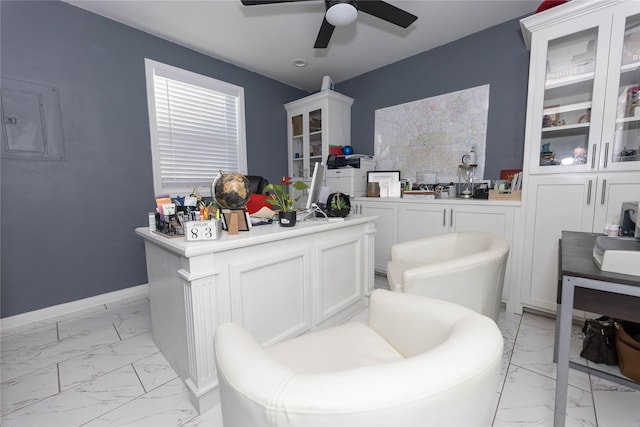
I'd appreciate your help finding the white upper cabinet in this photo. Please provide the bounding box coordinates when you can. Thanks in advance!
[284,91,353,182]
[521,0,640,174]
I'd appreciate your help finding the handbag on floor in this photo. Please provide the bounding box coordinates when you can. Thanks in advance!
[580,316,618,365]
[615,321,640,382]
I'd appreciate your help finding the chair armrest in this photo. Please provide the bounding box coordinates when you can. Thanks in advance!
[214,323,295,425]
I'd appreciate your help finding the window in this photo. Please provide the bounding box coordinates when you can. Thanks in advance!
[145,59,246,196]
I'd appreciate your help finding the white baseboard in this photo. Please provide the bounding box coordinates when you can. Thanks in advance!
[1,284,150,333]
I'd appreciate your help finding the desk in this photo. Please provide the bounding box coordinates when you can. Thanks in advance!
[555,231,640,426]
[136,216,376,414]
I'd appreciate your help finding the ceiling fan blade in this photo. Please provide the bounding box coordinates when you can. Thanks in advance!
[357,0,417,28]
[240,0,312,5]
[314,17,335,48]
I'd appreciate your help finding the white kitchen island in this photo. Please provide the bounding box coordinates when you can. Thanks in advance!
[135,215,376,413]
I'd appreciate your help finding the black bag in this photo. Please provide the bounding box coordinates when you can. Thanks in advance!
[581,316,618,365]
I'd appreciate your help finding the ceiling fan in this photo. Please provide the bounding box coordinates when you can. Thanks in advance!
[240,0,418,48]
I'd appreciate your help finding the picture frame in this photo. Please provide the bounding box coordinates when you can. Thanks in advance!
[367,171,401,198]
[367,170,401,185]
[221,208,250,232]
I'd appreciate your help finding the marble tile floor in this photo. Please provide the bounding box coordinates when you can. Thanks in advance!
[1,276,638,426]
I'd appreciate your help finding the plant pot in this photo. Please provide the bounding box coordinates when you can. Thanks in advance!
[278,211,297,227]
[326,208,350,218]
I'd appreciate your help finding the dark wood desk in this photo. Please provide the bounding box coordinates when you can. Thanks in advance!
[555,231,640,427]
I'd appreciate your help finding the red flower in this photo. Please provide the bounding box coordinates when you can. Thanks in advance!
[281,176,292,185]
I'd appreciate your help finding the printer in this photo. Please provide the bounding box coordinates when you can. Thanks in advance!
[326,154,375,169]
[325,155,376,197]
[593,236,640,276]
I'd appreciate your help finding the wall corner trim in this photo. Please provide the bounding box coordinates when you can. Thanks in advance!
[1,284,150,333]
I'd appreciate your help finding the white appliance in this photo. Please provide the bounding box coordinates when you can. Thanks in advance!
[325,158,376,197]
[592,199,640,276]
[592,236,640,276]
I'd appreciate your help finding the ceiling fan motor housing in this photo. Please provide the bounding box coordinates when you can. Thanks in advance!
[326,1,358,27]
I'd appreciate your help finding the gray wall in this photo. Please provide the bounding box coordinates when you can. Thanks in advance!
[336,17,530,181]
[0,0,305,317]
[1,1,531,318]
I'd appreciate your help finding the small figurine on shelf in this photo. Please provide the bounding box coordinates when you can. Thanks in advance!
[573,146,588,164]
[540,143,555,166]
[627,88,639,117]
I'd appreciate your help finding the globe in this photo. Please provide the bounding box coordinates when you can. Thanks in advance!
[213,173,251,208]
[342,145,353,155]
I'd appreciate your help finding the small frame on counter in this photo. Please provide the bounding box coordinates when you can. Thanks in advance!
[220,208,250,231]
[367,171,401,197]
[367,170,401,185]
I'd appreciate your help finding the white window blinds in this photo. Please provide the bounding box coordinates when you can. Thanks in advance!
[145,59,246,196]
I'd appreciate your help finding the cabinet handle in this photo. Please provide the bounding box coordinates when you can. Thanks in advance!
[590,144,596,169]
[587,180,592,205]
[601,179,607,205]
[603,143,609,169]
[442,209,446,227]
[450,208,453,227]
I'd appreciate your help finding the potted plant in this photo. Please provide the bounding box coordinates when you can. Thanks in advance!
[262,177,308,227]
[326,192,351,218]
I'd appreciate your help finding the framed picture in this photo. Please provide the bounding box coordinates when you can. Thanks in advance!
[367,171,401,197]
[221,208,250,232]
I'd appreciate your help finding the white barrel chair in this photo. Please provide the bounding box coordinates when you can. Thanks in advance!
[214,289,503,426]
[386,231,509,322]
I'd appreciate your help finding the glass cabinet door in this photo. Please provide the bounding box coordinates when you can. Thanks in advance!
[538,26,602,170]
[308,108,322,178]
[602,10,640,170]
[291,114,305,178]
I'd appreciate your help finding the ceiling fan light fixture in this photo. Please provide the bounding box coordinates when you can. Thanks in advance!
[325,2,358,26]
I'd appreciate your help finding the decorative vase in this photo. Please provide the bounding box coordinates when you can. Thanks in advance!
[278,211,297,227]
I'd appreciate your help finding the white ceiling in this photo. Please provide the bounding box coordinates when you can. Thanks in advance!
[63,0,540,92]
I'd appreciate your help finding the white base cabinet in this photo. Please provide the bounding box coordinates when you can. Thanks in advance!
[353,198,520,312]
[520,173,640,312]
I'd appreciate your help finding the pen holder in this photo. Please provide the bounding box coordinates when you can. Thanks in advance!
[155,214,184,237]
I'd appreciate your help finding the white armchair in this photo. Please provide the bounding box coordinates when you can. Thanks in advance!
[214,289,504,426]
[386,232,509,322]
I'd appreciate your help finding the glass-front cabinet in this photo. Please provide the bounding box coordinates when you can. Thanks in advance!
[518,0,640,316]
[285,91,353,182]
[289,108,323,179]
[524,1,640,174]
[605,10,640,169]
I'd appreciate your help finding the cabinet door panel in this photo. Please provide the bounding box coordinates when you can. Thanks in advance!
[453,208,508,235]
[398,205,447,242]
[453,206,514,302]
[521,177,594,311]
[360,202,397,272]
[316,233,363,324]
[229,246,312,346]
[599,7,640,172]
[527,12,611,175]
[592,173,640,232]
